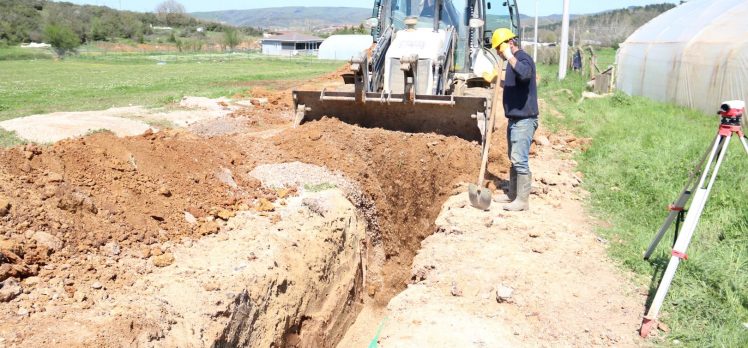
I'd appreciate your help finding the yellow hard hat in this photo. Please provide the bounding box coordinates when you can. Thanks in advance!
[491,28,516,49]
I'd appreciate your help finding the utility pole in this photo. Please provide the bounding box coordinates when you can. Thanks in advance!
[533,0,539,61]
[559,0,570,80]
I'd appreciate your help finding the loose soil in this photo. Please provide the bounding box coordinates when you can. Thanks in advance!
[0,70,644,347]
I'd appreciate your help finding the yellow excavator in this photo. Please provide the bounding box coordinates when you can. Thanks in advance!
[293,0,520,209]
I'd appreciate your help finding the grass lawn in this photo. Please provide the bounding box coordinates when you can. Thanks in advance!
[538,64,748,346]
[0,50,342,123]
[0,47,54,61]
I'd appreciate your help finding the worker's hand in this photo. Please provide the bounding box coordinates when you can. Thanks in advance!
[482,70,497,83]
[501,46,514,61]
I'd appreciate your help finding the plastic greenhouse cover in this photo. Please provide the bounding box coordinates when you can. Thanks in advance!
[318,35,374,61]
[616,0,748,114]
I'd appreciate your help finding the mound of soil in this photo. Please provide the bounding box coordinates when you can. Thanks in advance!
[0,130,264,281]
[0,95,510,305]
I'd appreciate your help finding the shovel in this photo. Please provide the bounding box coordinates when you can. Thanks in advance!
[469,78,502,210]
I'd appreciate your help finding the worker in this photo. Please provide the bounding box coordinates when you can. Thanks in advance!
[483,28,538,211]
[572,48,582,71]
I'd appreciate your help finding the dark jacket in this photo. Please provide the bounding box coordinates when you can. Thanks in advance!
[503,49,538,118]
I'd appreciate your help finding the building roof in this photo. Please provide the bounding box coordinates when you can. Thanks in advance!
[262,32,324,43]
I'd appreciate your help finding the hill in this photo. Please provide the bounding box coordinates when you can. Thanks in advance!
[0,0,257,48]
[535,3,676,46]
[191,7,372,31]
[191,7,571,32]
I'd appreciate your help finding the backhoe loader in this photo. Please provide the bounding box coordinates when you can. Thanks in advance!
[293,1,520,207]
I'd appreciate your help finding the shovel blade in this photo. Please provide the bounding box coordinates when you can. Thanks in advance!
[468,184,492,210]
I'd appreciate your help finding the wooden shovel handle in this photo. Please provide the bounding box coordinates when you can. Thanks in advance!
[477,78,503,185]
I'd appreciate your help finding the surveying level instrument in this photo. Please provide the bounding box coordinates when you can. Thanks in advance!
[639,100,748,338]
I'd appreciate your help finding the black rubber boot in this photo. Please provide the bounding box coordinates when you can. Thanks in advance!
[503,173,531,211]
[495,167,517,203]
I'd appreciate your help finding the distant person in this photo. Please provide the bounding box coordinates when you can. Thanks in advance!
[484,28,539,212]
[572,48,582,71]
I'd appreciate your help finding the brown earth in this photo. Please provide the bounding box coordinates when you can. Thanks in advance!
[0,130,266,282]
[0,91,510,311]
[4,69,630,347]
[266,118,510,301]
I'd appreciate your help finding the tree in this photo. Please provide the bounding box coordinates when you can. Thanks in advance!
[44,24,81,58]
[539,30,557,44]
[222,28,241,52]
[155,0,186,26]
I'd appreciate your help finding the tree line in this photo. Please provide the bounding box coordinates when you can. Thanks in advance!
[0,0,262,55]
[533,4,676,47]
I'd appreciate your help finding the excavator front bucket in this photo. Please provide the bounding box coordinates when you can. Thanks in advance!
[292,90,490,143]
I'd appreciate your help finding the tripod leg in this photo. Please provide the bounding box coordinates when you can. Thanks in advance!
[740,135,748,155]
[643,191,690,260]
[641,134,731,337]
[643,133,719,260]
[673,210,684,245]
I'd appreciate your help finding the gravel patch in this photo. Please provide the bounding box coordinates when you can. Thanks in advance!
[249,162,355,190]
[189,117,247,137]
[249,162,380,241]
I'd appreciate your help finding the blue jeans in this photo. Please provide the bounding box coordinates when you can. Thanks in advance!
[506,117,538,175]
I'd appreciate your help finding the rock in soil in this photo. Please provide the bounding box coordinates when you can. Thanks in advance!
[32,232,63,252]
[0,277,22,302]
[198,221,220,236]
[152,253,175,267]
[184,211,198,225]
[216,210,235,221]
[0,198,10,216]
[102,242,121,257]
[256,198,275,212]
[496,284,514,303]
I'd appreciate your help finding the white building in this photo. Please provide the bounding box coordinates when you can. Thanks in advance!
[261,32,323,57]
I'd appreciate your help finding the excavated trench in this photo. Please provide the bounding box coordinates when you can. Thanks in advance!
[0,118,509,347]
[219,118,505,346]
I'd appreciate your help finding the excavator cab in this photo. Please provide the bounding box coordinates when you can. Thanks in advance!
[292,0,520,143]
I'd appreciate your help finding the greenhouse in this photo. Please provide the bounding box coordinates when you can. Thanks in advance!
[616,0,748,114]
[318,35,374,61]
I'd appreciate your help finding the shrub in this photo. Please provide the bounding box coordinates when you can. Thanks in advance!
[536,46,560,65]
[223,28,240,52]
[44,24,81,58]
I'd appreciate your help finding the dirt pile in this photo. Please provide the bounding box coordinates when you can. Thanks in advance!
[1,103,513,304]
[0,130,273,283]
[0,84,514,344]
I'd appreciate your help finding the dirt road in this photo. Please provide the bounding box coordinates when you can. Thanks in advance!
[339,133,645,347]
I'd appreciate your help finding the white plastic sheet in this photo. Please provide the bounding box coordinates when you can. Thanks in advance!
[616,0,748,114]
[317,35,374,61]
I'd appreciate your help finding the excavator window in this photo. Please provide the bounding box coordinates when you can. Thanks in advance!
[484,0,514,34]
[389,0,462,29]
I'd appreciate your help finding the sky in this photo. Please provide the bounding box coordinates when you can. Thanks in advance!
[59,0,682,16]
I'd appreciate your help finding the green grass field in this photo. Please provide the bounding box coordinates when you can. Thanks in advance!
[538,64,748,346]
[0,47,55,61]
[0,50,341,124]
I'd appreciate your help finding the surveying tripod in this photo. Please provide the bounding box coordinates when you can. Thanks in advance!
[639,100,748,338]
